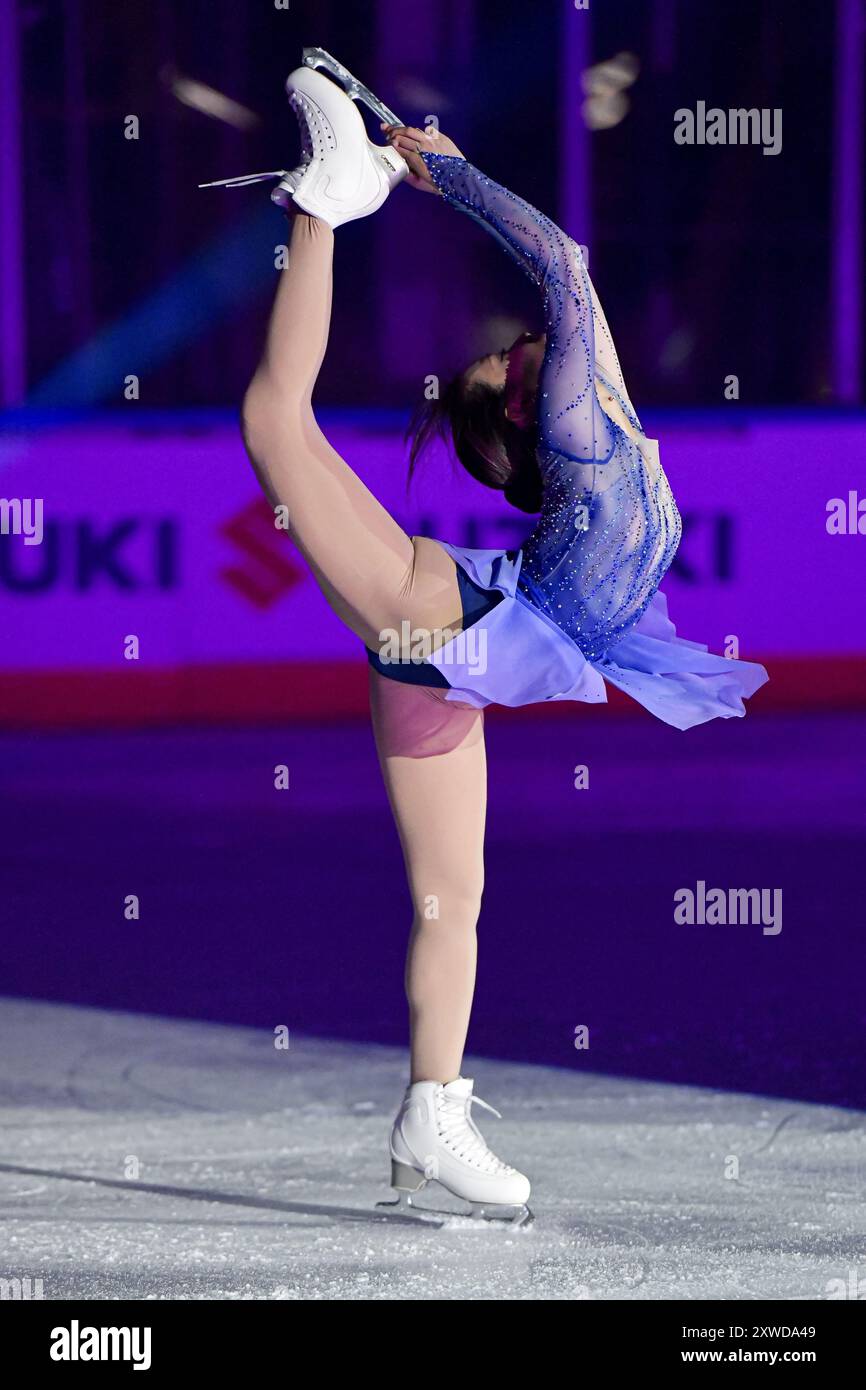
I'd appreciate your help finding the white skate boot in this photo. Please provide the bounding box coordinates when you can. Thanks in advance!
[377,1077,533,1228]
[198,47,407,227]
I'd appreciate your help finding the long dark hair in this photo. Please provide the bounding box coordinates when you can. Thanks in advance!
[406,372,543,514]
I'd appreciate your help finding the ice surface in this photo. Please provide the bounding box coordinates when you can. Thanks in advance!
[0,998,863,1300]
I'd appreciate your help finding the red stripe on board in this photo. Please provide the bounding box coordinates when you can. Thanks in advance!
[0,657,863,728]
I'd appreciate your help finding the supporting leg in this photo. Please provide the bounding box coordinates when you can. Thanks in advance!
[369,670,487,1084]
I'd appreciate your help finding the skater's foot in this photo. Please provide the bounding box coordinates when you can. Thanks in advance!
[383,1077,532,1222]
[199,49,407,226]
[275,66,406,226]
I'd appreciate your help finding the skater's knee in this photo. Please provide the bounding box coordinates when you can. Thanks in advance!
[414,878,484,933]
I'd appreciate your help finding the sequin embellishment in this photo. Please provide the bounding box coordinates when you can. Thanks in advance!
[422,153,682,662]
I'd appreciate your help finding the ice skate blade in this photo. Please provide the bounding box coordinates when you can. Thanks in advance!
[302,46,402,127]
[376,1187,534,1231]
[467,1201,534,1230]
[375,1191,444,1227]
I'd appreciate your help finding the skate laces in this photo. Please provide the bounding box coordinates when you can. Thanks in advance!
[436,1089,512,1174]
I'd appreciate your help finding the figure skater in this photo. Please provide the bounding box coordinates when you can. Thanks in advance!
[205,52,768,1224]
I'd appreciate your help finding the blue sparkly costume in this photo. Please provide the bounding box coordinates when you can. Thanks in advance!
[373,154,767,729]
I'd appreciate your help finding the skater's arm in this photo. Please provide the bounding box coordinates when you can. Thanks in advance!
[384,128,615,464]
[424,154,616,464]
[384,125,575,287]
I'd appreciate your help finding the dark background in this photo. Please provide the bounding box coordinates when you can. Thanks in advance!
[20,0,839,406]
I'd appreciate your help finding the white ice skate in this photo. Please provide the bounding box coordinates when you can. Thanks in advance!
[198,47,407,227]
[377,1077,533,1228]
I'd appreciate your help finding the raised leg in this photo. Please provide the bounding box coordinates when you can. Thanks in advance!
[240,212,461,649]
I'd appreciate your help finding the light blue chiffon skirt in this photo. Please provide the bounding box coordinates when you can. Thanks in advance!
[426,543,768,731]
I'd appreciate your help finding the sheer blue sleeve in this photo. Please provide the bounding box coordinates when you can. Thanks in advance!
[420,153,682,665]
[420,152,617,465]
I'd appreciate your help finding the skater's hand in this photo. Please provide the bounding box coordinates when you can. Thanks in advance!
[380,125,464,192]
